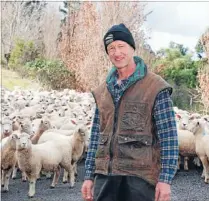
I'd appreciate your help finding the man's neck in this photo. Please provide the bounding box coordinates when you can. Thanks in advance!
[117,61,136,80]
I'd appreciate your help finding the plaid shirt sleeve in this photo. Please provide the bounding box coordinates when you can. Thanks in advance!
[153,89,179,185]
[84,107,100,180]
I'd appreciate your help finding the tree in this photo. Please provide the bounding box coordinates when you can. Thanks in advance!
[197,28,209,113]
[41,3,62,59]
[195,39,204,59]
[1,1,47,57]
[169,41,188,56]
[153,43,203,111]
[58,1,153,91]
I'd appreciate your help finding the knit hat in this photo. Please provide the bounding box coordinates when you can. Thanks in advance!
[103,23,135,53]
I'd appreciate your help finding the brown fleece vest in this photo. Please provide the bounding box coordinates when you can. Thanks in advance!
[92,71,172,185]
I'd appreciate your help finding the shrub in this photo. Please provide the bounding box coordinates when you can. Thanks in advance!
[8,38,39,70]
[25,58,76,90]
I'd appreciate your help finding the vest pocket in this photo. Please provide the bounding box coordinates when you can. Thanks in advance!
[117,135,152,168]
[95,135,108,158]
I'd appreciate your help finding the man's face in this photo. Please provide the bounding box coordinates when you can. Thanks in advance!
[107,40,134,69]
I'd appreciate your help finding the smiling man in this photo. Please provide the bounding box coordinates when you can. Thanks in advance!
[81,23,179,201]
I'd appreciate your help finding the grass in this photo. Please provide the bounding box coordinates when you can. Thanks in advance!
[1,67,40,91]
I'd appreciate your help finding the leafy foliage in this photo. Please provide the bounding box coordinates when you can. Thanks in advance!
[8,38,39,69]
[154,45,199,88]
[153,42,204,111]
[25,58,76,90]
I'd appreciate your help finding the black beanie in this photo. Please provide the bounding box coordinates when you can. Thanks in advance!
[103,23,135,53]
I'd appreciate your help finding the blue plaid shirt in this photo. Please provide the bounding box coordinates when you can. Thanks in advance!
[85,72,179,185]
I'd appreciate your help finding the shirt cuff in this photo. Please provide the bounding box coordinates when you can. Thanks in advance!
[158,172,173,184]
[84,171,95,181]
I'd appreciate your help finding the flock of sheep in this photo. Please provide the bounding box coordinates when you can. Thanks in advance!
[174,107,209,183]
[1,86,209,198]
[1,87,94,197]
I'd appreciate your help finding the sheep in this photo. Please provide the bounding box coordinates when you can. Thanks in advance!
[177,129,197,171]
[188,119,209,183]
[202,116,209,135]
[1,118,13,140]
[176,113,193,130]
[31,118,54,136]
[30,118,53,144]
[1,131,20,192]
[38,127,87,183]
[14,132,75,198]
[11,118,52,180]
[62,127,86,183]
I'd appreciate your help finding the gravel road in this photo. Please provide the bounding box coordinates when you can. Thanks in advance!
[1,163,209,201]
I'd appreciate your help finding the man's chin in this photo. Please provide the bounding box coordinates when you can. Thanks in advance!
[114,65,127,69]
[113,62,127,69]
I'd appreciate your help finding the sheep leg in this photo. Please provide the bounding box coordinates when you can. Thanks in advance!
[46,172,52,179]
[200,156,209,183]
[41,170,52,179]
[28,178,36,198]
[74,163,78,176]
[12,167,17,179]
[22,171,27,182]
[177,155,181,170]
[3,168,13,192]
[184,157,189,171]
[63,169,68,184]
[74,164,79,182]
[50,166,61,188]
[68,165,75,188]
[201,169,205,178]
[1,170,5,187]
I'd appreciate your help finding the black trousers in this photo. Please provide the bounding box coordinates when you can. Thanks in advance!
[93,174,155,201]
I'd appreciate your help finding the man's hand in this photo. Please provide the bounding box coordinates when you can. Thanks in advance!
[81,180,94,201]
[155,182,171,201]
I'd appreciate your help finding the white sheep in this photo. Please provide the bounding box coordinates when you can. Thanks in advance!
[188,119,209,183]
[1,118,13,140]
[11,118,53,180]
[38,127,87,183]
[1,131,20,192]
[14,132,75,198]
[177,129,196,171]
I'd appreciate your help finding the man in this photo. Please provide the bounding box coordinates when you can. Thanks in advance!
[81,23,179,201]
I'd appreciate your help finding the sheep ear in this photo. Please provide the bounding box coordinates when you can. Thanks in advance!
[176,114,181,119]
[86,122,91,126]
[189,116,194,120]
[71,120,77,125]
[204,117,208,122]
[30,116,35,121]
[12,133,18,139]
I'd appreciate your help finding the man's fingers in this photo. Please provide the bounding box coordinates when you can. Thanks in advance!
[86,186,93,201]
[81,186,87,199]
[155,187,160,201]
[159,192,171,201]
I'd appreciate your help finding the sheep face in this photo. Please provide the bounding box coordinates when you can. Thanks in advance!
[2,121,12,136]
[188,119,204,135]
[19,119,32,135]
[14,133,31,149]
[39,119,52,132]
